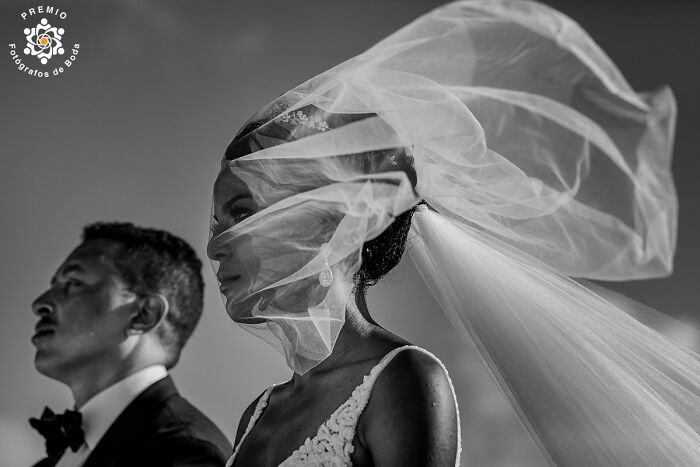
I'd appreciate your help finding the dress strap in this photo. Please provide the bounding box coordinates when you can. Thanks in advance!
[226,383,278,467]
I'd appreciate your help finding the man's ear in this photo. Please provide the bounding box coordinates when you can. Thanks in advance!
[128,293,170,334]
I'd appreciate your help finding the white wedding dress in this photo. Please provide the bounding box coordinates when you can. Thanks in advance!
[226,345,462,467]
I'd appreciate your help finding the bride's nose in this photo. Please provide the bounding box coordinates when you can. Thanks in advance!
[207,237,227,262]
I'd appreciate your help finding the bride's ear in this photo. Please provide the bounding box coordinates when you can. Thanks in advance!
[128,293,170,335]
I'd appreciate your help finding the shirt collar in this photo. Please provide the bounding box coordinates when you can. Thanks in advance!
[78,365,168,450]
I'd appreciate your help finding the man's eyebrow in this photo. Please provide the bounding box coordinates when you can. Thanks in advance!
[50,264,86,286]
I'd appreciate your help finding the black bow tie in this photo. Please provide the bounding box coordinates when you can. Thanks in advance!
[29,407,85,456]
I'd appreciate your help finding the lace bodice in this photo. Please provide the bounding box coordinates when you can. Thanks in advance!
[226,345,461,467]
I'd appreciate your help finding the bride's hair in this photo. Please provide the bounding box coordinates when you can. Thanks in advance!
[350,148,420,291]
[354,204,417,290]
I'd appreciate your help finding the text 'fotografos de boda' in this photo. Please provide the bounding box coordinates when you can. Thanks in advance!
[7,5,80,78]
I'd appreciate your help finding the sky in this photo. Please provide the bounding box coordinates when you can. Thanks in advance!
[1,1,698,465]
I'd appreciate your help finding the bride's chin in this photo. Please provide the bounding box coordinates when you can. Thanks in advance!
[226,296,268,324]
[233,316,268,325]
[229,310,268,325]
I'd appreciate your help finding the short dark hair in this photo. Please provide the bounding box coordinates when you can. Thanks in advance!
[82,222,204,369]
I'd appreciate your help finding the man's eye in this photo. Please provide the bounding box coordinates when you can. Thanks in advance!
[63,278,83,290]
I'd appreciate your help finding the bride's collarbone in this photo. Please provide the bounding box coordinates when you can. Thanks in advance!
[235,368,373,466]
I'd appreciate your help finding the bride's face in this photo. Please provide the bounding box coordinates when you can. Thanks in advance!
[208,164,333,323]
[208,167,265,321]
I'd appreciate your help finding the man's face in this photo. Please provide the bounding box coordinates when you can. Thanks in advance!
[31,239,139,382]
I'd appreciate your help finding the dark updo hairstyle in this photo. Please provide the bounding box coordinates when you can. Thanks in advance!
[344,147,422,293]
[226,106,424,294]
[355,203,419,288]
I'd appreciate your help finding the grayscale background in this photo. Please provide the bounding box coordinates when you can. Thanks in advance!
[1,1,698,465]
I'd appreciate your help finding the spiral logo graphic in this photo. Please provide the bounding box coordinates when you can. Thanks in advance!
[24,17,64,65]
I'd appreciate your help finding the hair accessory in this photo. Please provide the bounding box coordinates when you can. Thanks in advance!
[280,110,330,132]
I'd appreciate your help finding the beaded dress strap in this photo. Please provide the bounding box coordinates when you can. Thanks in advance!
[226,383,278,467]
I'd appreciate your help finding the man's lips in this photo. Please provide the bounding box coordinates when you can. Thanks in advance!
[32,323,55,341]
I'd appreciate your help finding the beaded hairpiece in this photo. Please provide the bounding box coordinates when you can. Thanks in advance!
[279,110,330,132]
[279,109,400,169]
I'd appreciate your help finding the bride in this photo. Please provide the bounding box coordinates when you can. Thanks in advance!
[208,1,700,465]
[210,120,461,465]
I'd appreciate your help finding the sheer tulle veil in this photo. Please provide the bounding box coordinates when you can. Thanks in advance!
[409,208,700,465]
[209,1,700,464]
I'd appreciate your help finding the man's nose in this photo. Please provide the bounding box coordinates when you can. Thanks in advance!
[31,292,54,317]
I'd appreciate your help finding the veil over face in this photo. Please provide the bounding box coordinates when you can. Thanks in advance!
[209,104,419,373]
[208,1,700,464]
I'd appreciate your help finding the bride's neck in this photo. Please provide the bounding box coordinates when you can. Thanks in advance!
[290,285,377,386]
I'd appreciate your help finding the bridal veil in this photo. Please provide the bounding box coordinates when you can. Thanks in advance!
[208,1,700,464]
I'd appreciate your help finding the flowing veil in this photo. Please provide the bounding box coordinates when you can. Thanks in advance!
[210,1,700,464]
[409,207,700,465]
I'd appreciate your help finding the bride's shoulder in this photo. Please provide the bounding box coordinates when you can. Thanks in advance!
[357,345,460,464]
[373,345,454,398]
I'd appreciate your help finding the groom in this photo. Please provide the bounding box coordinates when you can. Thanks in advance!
[29,222,231,466]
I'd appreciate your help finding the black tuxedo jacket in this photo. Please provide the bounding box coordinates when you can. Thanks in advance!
[33,376,232,467]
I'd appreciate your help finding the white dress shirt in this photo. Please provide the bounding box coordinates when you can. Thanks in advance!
[55,365,168,467]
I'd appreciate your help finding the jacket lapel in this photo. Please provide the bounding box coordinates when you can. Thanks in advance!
[81,376,178,467]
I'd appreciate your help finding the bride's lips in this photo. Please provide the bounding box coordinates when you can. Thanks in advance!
[217,274,241,294]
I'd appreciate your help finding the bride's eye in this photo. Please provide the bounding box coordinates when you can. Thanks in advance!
[231,209,253,223]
